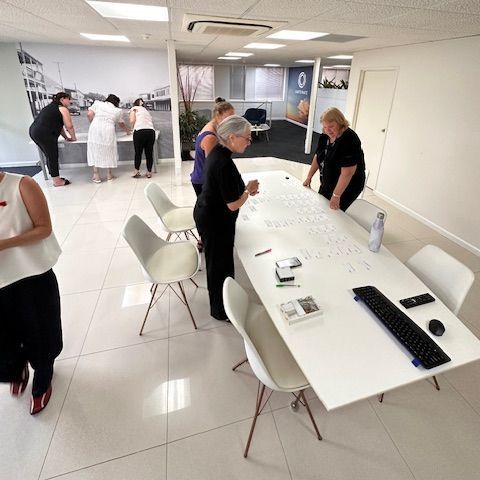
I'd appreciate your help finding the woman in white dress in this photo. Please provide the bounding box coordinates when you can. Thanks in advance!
[87,94,130,183]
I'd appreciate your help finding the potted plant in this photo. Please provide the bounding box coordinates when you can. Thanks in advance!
[177,65,209,160]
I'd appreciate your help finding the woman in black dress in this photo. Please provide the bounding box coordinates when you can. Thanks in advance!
[194,116,259,321]
[303,107,365,211]
[29,92,77,187]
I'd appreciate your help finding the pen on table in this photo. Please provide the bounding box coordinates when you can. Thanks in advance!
[276,284,301,288]
[254,248,272,257]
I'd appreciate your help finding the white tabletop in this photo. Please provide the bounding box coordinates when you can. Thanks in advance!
[235,170,480,411]
[57,130,160,144]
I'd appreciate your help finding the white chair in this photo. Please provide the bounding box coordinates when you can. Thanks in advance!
[359,168,370,198]
[346,198,387,231]
[145,183,198,242]
[406,245,474,316]
[123,215,200,335]
[223,277,322,458]
[379,244,474,401]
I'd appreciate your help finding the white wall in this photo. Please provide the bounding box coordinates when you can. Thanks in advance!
[313,89,348,133]
[0,43,37,167]
[346,36,480,254]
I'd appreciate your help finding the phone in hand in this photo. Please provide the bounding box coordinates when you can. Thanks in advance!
[275,257,302,269]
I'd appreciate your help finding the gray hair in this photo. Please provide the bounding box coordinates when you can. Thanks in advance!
[216,115,251,145]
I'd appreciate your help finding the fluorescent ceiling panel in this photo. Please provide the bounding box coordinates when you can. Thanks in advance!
[264,64,280,67]
[86,1,169,21]
[243,43,285,49]
[328,55,353,59]
[80,33,130,42]
[218,56,241,60]
[295,59,315,63]
[267,30,328,40]
[226,52,253,57]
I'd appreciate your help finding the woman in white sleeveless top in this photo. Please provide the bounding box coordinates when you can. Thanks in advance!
[87,94,130,183]
[129,98,156,178]
[0,172,62,415]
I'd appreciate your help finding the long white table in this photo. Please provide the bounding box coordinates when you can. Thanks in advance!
[235,170,480,411]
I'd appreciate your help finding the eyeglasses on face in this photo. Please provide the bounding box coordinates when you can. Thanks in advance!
[237,135,252,143]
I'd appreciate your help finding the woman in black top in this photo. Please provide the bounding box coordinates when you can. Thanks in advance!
[303,107,365,211]
[194,116,259,321]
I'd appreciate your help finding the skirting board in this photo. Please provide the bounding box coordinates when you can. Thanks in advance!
[374,190,480,257]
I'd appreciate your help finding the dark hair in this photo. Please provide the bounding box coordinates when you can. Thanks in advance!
[51,92,71,105]
[133,98,144,107]
[215,97,226,103]
[105,94,120,107]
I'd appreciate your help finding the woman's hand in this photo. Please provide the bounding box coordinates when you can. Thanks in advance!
[246,179,259,196]
[303,177,312,188]
[329,194,341,210]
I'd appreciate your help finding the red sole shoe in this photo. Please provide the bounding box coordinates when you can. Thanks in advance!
[10,364,29,397]
[30,384,52,415]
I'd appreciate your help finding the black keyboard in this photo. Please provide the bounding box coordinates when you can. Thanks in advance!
[353,286,451,369]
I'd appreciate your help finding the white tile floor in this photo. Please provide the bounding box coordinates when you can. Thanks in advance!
[1,158,480,480]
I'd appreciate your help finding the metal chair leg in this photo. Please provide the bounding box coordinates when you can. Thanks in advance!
[378,393,384,403]
[140,284,158,336]
[232,357,248,371]
[432,375,440,391]
[189,277,199,288]
[300,390,322,440]
[166,232,172,241]
[178,281,197,329]
[244,382,266,458]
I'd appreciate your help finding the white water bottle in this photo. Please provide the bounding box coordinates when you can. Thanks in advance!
[368,212,385,252]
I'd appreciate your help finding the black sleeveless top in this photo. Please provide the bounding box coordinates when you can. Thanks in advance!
[31,102,63,136]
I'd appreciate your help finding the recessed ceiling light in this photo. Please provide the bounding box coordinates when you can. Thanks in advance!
[218,56,241,60]
[329,65,351,68]
[267,30,328,41]
[295,59,315,63]
[86,1,169,21]
[264,64,281,67]
[225,52,253,57]
[243,43,285,50]
[80,33,130,42]
[328,55,353,59]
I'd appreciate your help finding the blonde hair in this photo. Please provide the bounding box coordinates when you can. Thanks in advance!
[213,98,234,118]
[320,107,350,129]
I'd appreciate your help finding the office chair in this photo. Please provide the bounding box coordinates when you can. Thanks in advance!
[145,183,198,242]
[346,198,387,231]
[223,277,322,457]
[243,108,267,126]
[123,215,200,335]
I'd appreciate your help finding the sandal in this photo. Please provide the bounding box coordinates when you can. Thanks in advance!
[53,178,71,187]
[92,177,102,184]
[107,175,116,181]
[145,172,152,178]
[132,172,141,178]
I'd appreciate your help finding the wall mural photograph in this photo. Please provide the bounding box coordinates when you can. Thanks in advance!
[17,43,173,159]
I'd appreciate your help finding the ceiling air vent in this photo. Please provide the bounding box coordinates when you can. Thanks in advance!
[182,14,282,37]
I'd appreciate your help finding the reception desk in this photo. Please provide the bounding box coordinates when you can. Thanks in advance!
[35,131,160,179]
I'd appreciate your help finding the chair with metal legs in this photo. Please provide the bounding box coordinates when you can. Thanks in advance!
[144,182,198,242]
[346,198,387,232]
[223,277,322,457]
[378,244,474,402]
[123,215,200,335]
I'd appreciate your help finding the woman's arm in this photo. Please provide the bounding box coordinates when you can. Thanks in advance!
[227,180,259,211]
[87,110,95,123]
[201,134,218,157]
[303,154,319,187]
[129,109,136,130]
[59,106,77,141]
[0,177,52,251]
[329,165,357,210]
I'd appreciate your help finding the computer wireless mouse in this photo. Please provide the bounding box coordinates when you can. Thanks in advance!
[428,319,445,336]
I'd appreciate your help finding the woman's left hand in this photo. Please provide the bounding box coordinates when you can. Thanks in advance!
[329,194,341,210]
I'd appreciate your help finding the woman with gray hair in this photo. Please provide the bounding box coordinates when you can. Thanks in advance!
[194,115,259,321]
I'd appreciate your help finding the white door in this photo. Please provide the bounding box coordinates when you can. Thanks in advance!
[353,70,397,189]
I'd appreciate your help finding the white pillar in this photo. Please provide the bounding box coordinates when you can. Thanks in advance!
[304,57,322,154]
[167,40,182,171]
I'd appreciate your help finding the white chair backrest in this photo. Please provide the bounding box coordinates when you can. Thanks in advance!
[223,277,279,390]
[346,198,387,231]
[144,183,176,224]
[406,245,474,315]
[123,215,166,275]
[359,169,370,198]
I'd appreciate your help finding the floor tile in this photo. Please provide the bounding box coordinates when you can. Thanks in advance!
[59,291,100,360]
[274,398,415,480]
[45,446,166,480]
[0,359,76,480]
[103,247,148,288]
[370,379,480,480]
[167,414,291,480]
[167,327,263,442]
[459,272,480,328]
[53,249,114,295]
[41,341,169,479]
[81,285,169,354]
[386,239,425,263]
[61,221,123,253]
[76,200,131,224]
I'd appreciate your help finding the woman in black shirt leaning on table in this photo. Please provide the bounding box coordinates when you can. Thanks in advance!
[303,107,365,211]
[194,116,259,321]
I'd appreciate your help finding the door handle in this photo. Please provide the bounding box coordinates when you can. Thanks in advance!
[381,129,386,132]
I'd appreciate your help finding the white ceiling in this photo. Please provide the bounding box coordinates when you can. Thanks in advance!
[1,0,479,66]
